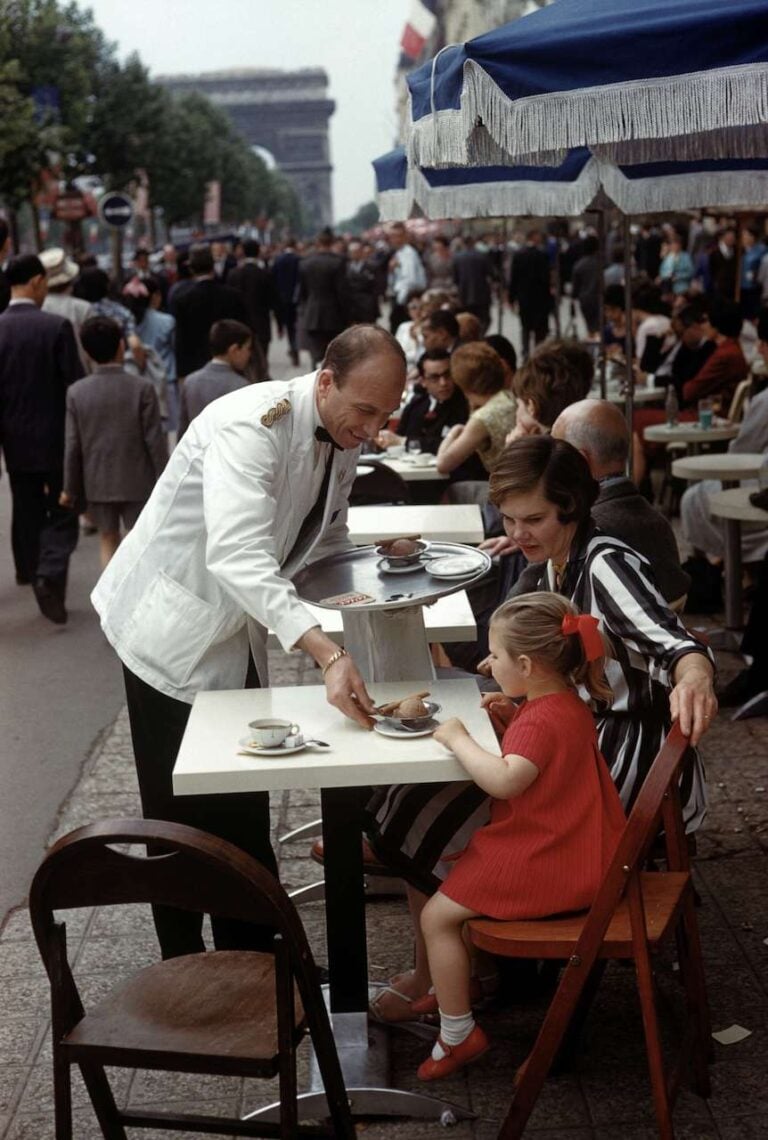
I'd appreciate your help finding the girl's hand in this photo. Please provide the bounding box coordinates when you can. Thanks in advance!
[477,654,493,677]
[480,692,510,710]
[433,717,468,749]
[479,534,518,558]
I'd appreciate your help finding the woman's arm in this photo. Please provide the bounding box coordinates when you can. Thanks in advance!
[436,417,487,474]
[433,717,539,799]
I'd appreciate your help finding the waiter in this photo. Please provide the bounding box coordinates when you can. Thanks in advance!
[92,324,406,957]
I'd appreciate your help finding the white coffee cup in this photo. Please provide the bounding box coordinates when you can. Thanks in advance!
[247,718,300,748]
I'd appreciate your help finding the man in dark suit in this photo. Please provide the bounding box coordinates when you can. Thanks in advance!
[345,239,379,325]
[271,237,301,366]
[226,239,279,368]
[171,244,248,379]
[0,219,10,315]
[298,229,347,365]
[0,255,82,622]
[508,229,552,360]
[453,236,493,331]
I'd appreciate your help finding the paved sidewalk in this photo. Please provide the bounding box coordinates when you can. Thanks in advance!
[1,645,767,1138]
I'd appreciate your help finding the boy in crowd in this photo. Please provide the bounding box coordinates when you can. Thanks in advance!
[177,319,252,438]
[60,316,167,568]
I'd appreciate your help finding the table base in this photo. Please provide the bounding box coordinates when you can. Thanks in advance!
[243,1011,475,1127]
[341,606,435,683]
[732,690,768,721]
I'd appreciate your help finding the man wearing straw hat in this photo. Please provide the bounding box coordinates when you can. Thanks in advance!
[40,247,93,370]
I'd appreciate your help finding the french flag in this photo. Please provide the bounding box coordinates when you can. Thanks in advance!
[400,0,438,61]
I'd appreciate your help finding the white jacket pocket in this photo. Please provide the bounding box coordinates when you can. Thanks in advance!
[122,571,226,687]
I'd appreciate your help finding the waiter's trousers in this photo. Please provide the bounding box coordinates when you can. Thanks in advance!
[122,663,278,959]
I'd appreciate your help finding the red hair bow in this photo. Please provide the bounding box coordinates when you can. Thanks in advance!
[561,613,603,661]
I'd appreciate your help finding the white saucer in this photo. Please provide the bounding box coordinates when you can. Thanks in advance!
[373,721,437,739]
[377,557,424,574]
[238,735,309,758]
[425,554,487,579]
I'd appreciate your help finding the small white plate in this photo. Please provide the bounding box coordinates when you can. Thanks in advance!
[377,557,424,575]
[238,735,309,758]
[373,721,437,739]
[426,554,487,579]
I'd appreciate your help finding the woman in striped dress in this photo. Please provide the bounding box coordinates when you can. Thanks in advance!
[367,435,716,1021]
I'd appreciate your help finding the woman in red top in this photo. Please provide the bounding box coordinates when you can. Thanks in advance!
[416,592,625,1082]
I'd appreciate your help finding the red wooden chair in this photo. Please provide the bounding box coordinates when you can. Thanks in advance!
[468,723,711,1140]
[30,818,355,1140]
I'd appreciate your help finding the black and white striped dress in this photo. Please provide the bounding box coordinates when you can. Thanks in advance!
[366,529,710,893]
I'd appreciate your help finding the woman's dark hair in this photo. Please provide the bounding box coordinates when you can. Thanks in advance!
[484,333,517,374]
[489,435,598,525]
[80,315,123,363]
[512,340,593,428]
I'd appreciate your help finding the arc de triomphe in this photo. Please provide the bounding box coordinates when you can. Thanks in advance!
[158,68,335,232]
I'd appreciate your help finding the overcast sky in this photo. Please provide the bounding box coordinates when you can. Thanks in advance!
[78,0,410,222]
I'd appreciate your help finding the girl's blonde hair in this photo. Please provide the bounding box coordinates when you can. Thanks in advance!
[490,592,612,704]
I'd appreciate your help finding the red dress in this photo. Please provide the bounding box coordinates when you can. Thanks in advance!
[440,691,626,920]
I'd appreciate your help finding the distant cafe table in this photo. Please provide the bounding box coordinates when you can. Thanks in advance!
[592,384,666,406]
[173,678,497,1123]
[671,452,765,489]
[362,453,448,483]
[347,503,483,546]
[643,421,738,454]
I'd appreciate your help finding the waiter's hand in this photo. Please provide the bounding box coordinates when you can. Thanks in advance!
[324,653,376,729]
[298,627,376,729]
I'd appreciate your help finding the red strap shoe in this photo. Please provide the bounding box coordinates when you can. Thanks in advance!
[416,1025,490,1081]
[410,977,486,1016]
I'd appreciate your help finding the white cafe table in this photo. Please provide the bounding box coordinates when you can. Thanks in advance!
[706,488,768,646]
[360,455,448,483]
[592,385,665,406]
[671,452,765,488]
[266,589,476,649]
[643,421,738,452]
[173,678,496,1124]
[347,503,483,546]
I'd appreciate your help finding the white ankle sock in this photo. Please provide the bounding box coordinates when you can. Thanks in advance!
[432,1010,475,1060]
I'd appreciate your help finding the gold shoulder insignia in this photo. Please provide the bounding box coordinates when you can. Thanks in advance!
[260,397,291,428]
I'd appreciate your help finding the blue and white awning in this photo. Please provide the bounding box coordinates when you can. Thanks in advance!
[405,0,768,169]
[373,147,600,220]
[375,147,768,221]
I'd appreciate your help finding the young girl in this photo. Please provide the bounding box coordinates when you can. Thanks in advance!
[416,592,626,1082]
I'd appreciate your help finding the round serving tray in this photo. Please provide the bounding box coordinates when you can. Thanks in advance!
[292,541,492,612]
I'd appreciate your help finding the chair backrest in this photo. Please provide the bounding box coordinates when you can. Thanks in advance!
[350,459,411,506]
[30,818,321,1004]
[566,723,691,965]
[727,377,752,424]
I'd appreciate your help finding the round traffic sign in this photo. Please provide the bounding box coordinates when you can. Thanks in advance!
[98,192,134,229]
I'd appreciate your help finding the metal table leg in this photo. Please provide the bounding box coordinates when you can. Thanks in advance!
[245,782,475,1126]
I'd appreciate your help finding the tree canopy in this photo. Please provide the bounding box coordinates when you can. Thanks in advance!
[0,0,305,237]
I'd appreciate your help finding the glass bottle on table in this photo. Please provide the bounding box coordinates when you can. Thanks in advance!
[665,385,679,427]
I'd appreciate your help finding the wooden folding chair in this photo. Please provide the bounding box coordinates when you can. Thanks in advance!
[468,723,711,1140]
[30,818,356,1140]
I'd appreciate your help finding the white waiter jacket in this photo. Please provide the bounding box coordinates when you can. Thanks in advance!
[91,370,358,702]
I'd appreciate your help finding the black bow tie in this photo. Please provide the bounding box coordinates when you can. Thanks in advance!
[315,425,342,450]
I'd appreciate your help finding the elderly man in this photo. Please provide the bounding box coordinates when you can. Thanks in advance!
[551,399,690,605]
[92,324,406,958]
